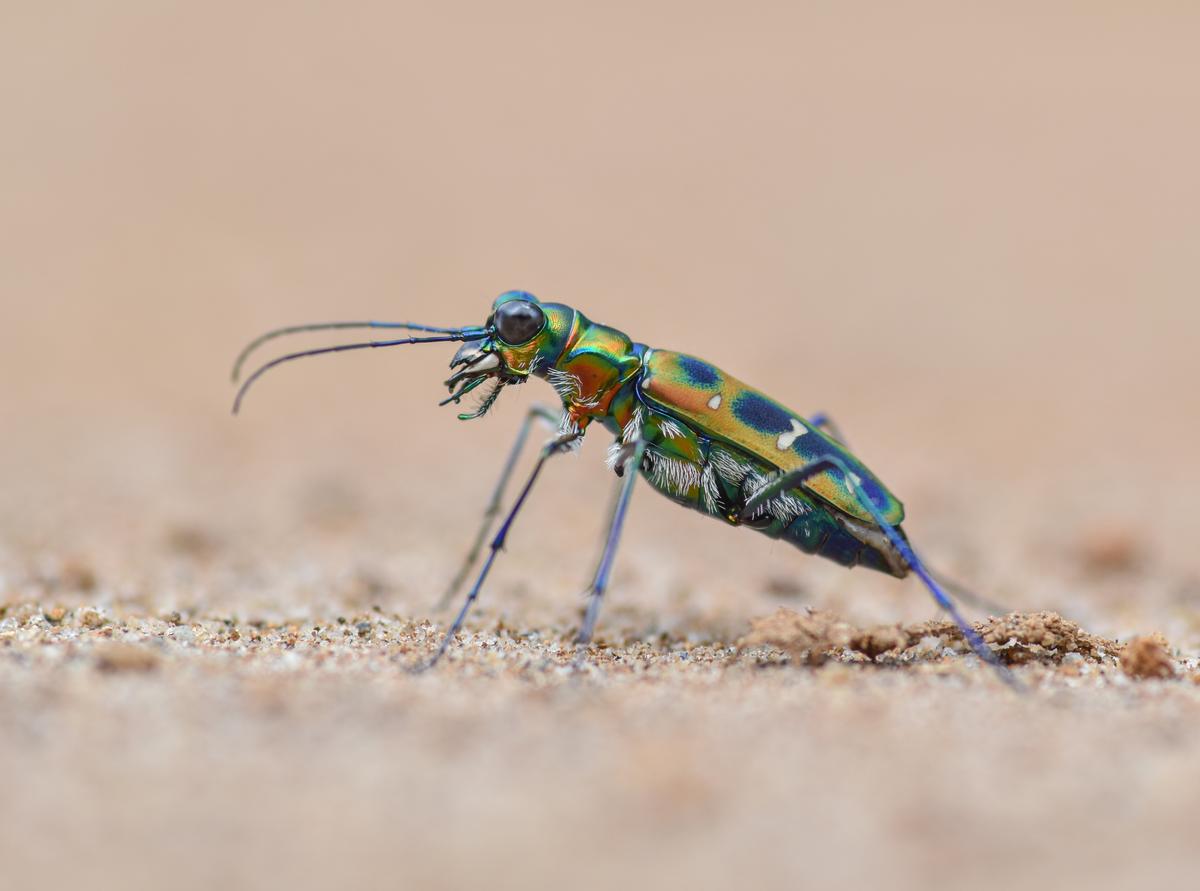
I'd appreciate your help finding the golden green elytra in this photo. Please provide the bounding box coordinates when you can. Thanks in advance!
[232,290,1014,684]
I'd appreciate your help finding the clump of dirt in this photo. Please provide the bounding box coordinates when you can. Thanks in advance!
[1119,634,1177,680]
[740,608,1123,667]
[739,608,856,665]
[850,624,909,659]
[1076,525,1145,575]
[976,611,1121,665]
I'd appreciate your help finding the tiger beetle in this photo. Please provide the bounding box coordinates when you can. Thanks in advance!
[232,290,1017,686]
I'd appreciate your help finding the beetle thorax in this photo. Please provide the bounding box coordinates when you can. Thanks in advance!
[537,314,641,426]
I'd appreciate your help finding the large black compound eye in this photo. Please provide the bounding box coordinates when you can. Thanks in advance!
[493,300,545,345]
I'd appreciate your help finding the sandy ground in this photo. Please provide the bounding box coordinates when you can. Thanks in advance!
[4,4,1200,890]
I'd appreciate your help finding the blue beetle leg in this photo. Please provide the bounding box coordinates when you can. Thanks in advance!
[927,568,1011,617]
[848,495,1021,690]
[436,404,561,610]
[575,466,623,593]
[739,458,1020,689]
[419,429,581,671]
[576,438,649,647]
[806,412,849,445]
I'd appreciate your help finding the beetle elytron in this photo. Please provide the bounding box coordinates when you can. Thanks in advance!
[233,290,1013,683]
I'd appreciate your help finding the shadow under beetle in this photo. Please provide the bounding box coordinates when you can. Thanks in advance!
[233,290,1016,685]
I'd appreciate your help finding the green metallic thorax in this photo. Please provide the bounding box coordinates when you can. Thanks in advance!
[484,294,908,576]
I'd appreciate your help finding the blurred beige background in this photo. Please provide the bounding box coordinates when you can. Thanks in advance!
[4,2,1199,623]
[2,3,1199,889]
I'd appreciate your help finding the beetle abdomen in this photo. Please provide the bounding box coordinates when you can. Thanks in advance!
[637,349,905,527]
[636,435,907,578]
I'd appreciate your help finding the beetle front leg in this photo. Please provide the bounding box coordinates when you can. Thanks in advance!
[419,429,581,670]
[436,403,560,610]
[576,438,649,647]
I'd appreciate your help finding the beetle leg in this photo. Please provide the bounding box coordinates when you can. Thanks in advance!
[418,429,581,670]
[806,412,849,445]
[435,403,560,610]
[576,438,649,647]
[927,569,1012,619]
[739,458,1020,689]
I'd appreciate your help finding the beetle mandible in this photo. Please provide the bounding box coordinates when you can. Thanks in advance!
[233,290,1014,684]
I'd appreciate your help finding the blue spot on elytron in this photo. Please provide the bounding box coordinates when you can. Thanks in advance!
[732,392,793,434]
[677,355,719,388]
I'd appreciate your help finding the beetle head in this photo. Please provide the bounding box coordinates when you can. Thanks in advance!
[442,291,575,419]
[230,290,574,420]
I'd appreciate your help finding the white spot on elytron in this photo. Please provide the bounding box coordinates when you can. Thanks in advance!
[707,393,722,410]
[776,418,807,451]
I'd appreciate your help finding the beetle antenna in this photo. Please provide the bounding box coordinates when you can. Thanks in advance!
[232,332,480,415]
[232,321,474,383]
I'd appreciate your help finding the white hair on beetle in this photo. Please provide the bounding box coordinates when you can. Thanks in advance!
[744,470,811,524]
[556,410,584,451]
[657,416,686,440]
[708,447,753,486]
[546,367,600,409]
[709,447,809,524]
[622,406,644,444]
[699,462,722,514]
[645,450,703,497]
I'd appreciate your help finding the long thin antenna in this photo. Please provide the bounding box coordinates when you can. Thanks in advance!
[232,333,475,415]
[232,321,476,382]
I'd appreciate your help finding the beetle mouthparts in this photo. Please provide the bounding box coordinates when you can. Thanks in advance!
[445,350,501,390]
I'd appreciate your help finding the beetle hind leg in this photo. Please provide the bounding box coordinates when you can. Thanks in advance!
[739,458,1020,688]
[806,412,850,445]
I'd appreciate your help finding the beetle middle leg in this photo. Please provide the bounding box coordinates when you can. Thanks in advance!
[419,429,580,670]
[576,438,648,647]
[436,403,560,610]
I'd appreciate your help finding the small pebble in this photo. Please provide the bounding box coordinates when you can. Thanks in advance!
[79,609,105,629]
[1120,635,1176,680]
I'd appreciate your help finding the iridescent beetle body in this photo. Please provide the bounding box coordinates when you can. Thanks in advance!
[233,290,1015,684]
[478,298,906,575]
